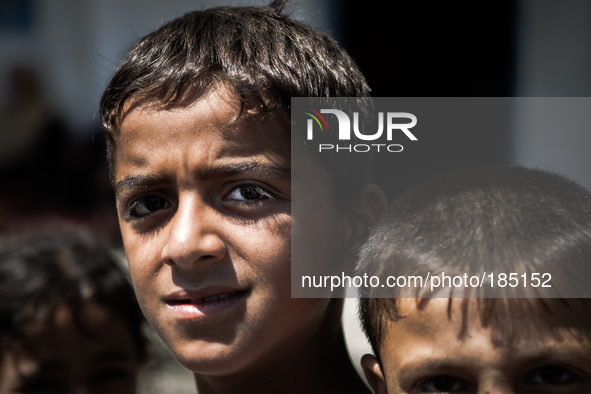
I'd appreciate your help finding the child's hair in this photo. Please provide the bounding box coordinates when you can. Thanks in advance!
[0,227,147,362]
[357,167,591,360]
[99,0,371,196]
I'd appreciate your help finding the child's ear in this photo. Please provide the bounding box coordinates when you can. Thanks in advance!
[362,354,387,394]
[344,184,387,264]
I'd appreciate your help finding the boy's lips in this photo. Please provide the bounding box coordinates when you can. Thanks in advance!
[164,287,249,304]
[163,287,250,318]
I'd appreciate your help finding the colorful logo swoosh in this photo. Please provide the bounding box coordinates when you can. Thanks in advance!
[303,107,329,131]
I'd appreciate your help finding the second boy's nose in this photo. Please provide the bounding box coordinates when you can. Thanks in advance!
[161,195,226,269]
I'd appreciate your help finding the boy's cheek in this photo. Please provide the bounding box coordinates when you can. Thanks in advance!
[119,230,168,322]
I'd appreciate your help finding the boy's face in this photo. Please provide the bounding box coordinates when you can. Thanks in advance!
[363,298,591,394]
[114,87,347,374]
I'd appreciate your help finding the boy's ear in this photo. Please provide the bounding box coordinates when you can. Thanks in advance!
[344,184,387,263]
[362,354,387,394]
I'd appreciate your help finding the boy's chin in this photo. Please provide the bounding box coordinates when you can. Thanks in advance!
[168,339,259,376]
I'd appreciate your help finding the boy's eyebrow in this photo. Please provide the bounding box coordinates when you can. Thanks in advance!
[115,162,291,197]
[115,174,168,197]
[199,162,291,180]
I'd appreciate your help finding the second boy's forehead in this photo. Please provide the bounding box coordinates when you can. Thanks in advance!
[384,298,591,344]
[380,299,591,375]
[381,299,489,354]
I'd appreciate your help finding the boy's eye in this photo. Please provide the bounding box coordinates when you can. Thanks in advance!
[419,375,469,392]
[526,366,578,386]
[224,184,276,202]
[128,195,170,218]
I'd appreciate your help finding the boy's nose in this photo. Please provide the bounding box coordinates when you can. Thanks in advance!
[161,196,226,269]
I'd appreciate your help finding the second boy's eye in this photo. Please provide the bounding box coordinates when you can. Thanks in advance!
[419,376,469,393]
[526,366,578,386]
[128,195,170,218]
[224,185,276,202]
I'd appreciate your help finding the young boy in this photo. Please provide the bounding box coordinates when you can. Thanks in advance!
[357,167,591,394]
[100,1,385,393]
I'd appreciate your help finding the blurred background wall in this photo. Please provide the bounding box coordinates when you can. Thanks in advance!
[0,0,337,131]
[513,0,591,190]
[341,0,591,198]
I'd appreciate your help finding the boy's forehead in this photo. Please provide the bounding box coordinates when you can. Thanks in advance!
[387,298,480,339]
[379,298,591,380]
[114,86,291,179]
[378,299,491,376]
[119,85,242,130]
[382,298,591,352]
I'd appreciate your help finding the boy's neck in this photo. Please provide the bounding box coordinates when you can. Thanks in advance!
[193,299,371,394]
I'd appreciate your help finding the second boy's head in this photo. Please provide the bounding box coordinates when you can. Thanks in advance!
[99,1,383,379]
[357,167,591,393]
[364,297,591,394]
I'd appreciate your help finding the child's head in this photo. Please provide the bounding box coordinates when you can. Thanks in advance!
[0,228,146,394]
[98,1,383,386]
[363,297,591,394]
[357,167,591,393]
[100,0,370,192]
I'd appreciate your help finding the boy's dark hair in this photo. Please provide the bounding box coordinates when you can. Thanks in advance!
[100,0,371,194]
[0,227,147,362]
[357,167,591,359]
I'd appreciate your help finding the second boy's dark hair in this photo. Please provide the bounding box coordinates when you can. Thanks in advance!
[100,1,371,197]
[357,167,591,359]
